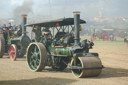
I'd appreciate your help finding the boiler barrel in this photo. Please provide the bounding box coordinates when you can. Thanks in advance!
[55,47,72,56]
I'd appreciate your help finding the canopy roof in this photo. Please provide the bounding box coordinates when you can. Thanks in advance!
[26,18,86,27]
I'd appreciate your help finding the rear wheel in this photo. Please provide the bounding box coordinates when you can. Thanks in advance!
[0,34,5,58]
[9,44,18,61]
[26,43,47,71]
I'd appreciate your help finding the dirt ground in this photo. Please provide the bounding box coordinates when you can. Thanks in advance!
[0,37,128,85]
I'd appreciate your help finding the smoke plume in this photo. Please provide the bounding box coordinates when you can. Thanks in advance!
[13,0,33,25]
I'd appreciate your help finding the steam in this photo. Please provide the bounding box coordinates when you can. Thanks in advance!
[13,0,33,25]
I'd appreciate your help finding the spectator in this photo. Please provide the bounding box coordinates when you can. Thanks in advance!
[32,25,42,41]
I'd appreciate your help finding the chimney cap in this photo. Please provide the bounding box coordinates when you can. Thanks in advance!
[73,11,80,14]
[21,14,27,18]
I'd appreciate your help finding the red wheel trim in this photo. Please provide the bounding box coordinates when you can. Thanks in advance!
[9,45,15,60]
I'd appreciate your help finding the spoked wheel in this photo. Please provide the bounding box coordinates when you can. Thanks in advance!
[0,34,5,58]
[9,44,18,61]
[26,43,47,71]
[52,58,68,71]
[71,56,102,78]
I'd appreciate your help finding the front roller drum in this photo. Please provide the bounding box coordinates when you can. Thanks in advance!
[71,56,102,78]
[26,42,47,71]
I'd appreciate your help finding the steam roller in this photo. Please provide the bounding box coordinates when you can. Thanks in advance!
[26,11,103,78]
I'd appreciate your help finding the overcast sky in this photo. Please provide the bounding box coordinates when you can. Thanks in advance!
[0,0,128,20]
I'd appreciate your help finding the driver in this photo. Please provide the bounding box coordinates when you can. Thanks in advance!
[32,25,42,41]
[42,27,52,46]
[43,27,51,34]
[42,27,52,39]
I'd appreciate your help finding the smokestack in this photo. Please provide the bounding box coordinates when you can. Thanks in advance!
[73,11,80,46]
[21,14,27,35]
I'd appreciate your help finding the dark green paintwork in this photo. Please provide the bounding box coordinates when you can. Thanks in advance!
[55,47,71,56]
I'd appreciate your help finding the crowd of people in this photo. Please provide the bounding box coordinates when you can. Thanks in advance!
[0,23,13,32]
[0,23,13,47]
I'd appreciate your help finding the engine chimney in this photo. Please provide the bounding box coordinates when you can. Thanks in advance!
[21,14,27,35]
[73,11,80,46]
